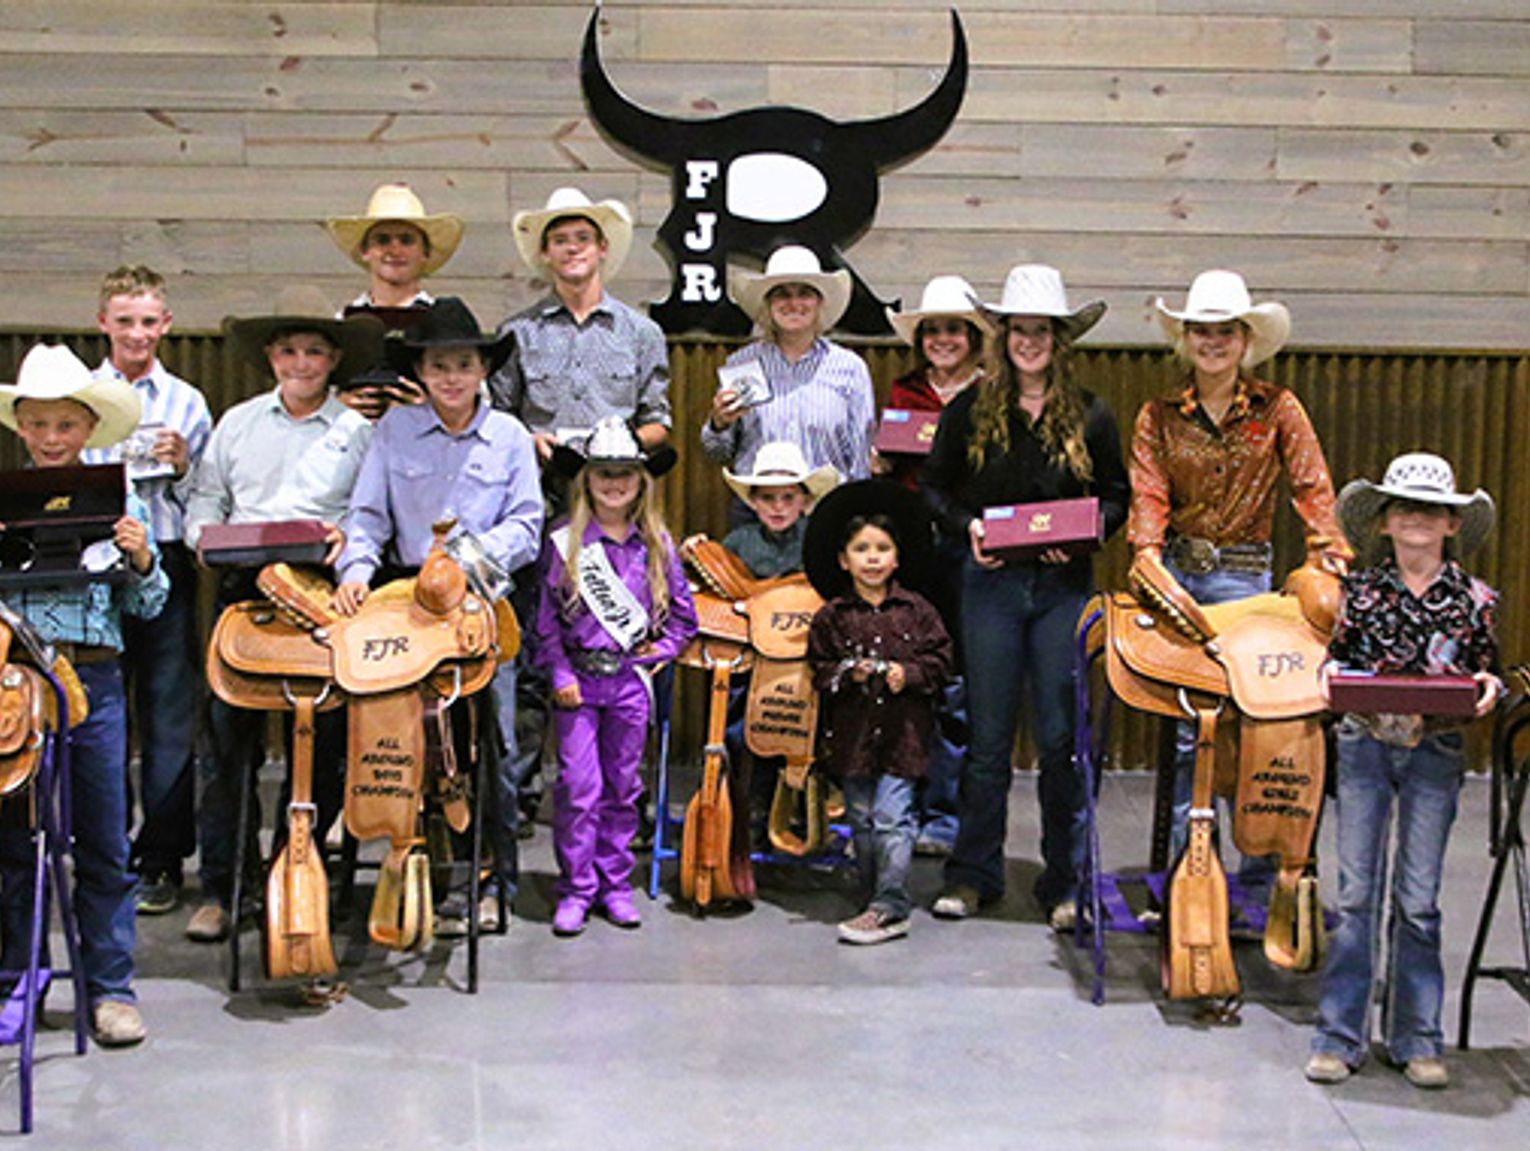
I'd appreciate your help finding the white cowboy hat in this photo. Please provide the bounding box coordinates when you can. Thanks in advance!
[1155,270,1291,368]
[511,187,634,280]
[728,246,853,332]
[973,264,1106,345]
[0,343,142,449]
[886,275,994,347]
[724,441,840,504]
[1337,452,1495,562]
[323,183,465,277]
[550,415,677,480]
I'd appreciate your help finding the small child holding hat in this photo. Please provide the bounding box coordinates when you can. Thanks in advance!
[1306,451,1501,1090]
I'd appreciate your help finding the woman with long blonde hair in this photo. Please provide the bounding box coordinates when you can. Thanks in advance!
[535,418,697,936]
[922,265,1129,930]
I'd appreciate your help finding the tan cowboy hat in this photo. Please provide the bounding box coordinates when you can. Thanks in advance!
[511,187,634,280]
[324,183,465,277]
[724,441,840,504]
[728,246,853,331]
[0,343,141,449]
[886,275,993,347]
[222,285,386,390]
[1337,452,1495,564]
[974,264,1106,345]
[1155,270,1291,368]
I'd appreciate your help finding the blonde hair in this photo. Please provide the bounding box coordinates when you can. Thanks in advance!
[761,285,827,344]
[966,320,1093,482]
[557,466,675,629]
[98,265,166,310]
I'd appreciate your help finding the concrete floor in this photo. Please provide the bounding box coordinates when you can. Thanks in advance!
[6,771,1529,1149]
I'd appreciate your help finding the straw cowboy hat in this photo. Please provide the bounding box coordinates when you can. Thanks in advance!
[384,297,516,384]
[886,275,994,347]
[1337,452,1495,564]
[511,187,634,280]
[223,285,386,390]
[728,246,853,331]
[324,183,465,277]
[0,343,141,448]
[1155,270,1291,368]
[724,441,840,504]
[550,415,678,481]
[972,264,1107,345]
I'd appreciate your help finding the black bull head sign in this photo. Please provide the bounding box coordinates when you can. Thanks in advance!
[580,9,968,336]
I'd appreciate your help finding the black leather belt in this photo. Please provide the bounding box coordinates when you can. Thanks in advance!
[1167,536,1272,576]
[569,648,626,677]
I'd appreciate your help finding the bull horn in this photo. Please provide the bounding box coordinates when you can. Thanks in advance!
[580,5,703,164]
[840,9,967,169]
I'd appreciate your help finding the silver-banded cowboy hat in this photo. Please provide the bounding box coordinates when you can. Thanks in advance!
[886,275,994,347]
[512,187,634,281]
[728,246,853,332]
[1155,270,1291,368]
[972,264,1106,345]
[550,415,677,481]
[1337,451,1495,562]
[724,441,840,504]
[0,343,142,449]
[324,183,465,277]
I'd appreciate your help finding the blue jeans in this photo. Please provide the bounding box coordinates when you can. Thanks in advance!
[122,542,199,881]
[947,559,1089,905]
[1313,720,1463,1066]
[916,680,964,851]
[843,775,916,921]
[2,662,137,1004]
[485,658,521,901]
[1166,563,1272,868]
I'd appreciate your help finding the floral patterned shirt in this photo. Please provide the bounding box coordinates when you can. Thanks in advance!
[1328,557,1498,676]
[1128,376,1346,555]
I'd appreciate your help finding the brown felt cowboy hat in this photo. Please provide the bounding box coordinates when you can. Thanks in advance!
[324,183,465,277]
[223,286,386,390]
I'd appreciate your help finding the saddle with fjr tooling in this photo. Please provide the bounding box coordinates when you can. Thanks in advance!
[206,527,513,978]
[1099,553,1338,999]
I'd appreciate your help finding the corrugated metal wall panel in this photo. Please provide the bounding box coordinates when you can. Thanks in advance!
[2,331,1521,768]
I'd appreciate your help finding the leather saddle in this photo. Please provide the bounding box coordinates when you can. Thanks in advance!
[206,530,510,977]
[0,603,88,798]
[675,538,825,908]
[1100,554,1338,996]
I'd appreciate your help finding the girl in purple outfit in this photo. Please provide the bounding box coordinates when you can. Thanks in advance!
[535,418,698,936]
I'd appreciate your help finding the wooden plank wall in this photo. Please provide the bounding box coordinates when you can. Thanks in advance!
[0,1,1528,349]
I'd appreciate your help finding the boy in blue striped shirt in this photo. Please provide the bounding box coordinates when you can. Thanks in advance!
[83,266,212,917]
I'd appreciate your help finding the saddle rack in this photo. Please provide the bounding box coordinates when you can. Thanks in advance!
[1458,667,1530,1048]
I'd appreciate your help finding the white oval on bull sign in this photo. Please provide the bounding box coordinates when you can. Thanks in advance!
[727,154,828,222]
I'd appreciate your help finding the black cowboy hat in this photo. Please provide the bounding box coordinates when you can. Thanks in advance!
[803,479,935,600]
[549,415,678,481]
[383,297,516,383]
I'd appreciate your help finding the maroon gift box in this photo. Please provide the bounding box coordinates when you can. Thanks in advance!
[1328,672,1480,717]
[981,497,1102,562]
[197,520,330,568]
[874,409,941,456]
